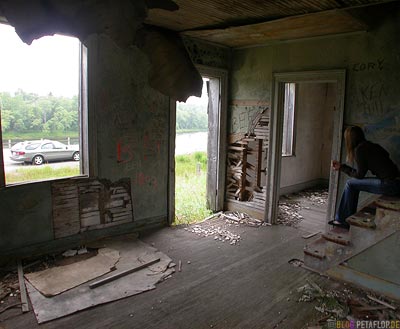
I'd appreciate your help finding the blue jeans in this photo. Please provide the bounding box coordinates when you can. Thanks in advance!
[335,178,400,223]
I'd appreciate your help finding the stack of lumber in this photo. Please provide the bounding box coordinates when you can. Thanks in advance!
[226,108,270,205]
[248,186,267,211]
[226,140,248,201]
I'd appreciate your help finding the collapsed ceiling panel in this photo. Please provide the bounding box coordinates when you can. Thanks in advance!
[136,26,203,101]
[0,0,177,47]
[0,0,203,102]
[182,10,368,48]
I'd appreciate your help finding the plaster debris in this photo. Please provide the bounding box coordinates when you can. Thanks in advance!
[278,200,303,226]
[186,224,241,245]
[278,187,328,227]
[184,211,269,246]
[298,281,400,326]
[62,250,78,258]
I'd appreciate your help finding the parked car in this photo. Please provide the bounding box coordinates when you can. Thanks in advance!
[10,140,80,165]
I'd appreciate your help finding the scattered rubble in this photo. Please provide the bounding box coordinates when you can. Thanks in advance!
[185,211,269,246]
[187,225,241,245]
[297,280,400,327]
[278,200,303,226]
[278,187,328,227]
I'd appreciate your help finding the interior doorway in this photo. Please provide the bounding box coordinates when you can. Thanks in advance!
[278,82,337,232]
[168,66,228,225]
[266,70,346,226]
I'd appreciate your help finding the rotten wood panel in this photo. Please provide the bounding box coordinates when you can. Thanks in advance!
[52,182,80,239]
[183,10,368,48]
[147,0,381,32]
[52,178,134,239]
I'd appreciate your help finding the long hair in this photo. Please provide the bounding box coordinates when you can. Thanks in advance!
[345,126,366,163]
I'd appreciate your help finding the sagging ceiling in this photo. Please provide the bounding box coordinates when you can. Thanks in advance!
[146,0,398,47]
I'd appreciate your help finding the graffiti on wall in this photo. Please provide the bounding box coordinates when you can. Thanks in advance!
[352,59,385,72]
[352,81,389,117]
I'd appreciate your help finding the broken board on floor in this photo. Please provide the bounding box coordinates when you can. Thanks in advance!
[26,237,175,324]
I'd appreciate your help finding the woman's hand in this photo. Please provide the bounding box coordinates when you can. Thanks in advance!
[332,160,341,171]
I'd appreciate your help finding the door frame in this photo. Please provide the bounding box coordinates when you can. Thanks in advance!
[168,65,228,224]
[265,69,346,225]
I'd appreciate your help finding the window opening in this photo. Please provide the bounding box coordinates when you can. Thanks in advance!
[282,82,296,156]
[0,23,85,185]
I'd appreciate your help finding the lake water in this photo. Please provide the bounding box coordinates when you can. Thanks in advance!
[175,132,207,155]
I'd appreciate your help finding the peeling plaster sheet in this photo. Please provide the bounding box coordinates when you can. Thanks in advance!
[25,248,120,297]
[26,238,174,324]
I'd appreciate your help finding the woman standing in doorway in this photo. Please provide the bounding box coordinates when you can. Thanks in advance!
[329,126,400,229]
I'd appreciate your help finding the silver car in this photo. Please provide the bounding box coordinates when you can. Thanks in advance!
[10,140,80,165]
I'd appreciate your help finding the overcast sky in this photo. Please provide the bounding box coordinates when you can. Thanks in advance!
[0,24,80,98]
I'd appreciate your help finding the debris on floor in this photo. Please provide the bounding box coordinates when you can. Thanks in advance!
[0,235,175,324]
[278,187,328,227]
[184,211,269,246]
[278,199,303,226]
[25,247,120,297]
[0,270,21,316]
[297,280,400,327]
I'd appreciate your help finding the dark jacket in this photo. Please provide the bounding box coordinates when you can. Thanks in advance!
[341,141,399,180]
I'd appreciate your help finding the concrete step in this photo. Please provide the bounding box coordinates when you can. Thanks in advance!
[304,237,326,260]
[327,264,400,301]
[347,210,376,229]
[322,227,350,246]
[304,195,400,274]
[304,236,353,273]
[374,195,400,211]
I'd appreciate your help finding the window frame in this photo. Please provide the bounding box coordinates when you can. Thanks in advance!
[0,27,89,188]
[281,82,297,157]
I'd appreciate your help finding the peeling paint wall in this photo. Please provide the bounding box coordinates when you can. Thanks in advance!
[184,37,231,70]
[229,4,400,208]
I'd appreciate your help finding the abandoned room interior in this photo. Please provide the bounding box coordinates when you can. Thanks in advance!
[0,0,400,328]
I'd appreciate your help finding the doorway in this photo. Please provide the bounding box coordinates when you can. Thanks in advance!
[168,65,228,225]
[266,70,346,226]
[278,82,336,232]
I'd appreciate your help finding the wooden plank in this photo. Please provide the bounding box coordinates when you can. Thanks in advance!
[183,10,368,48]
[89,258,160,289]
[17,260,29,313]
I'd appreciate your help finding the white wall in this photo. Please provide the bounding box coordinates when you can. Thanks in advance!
[280,83,335,190]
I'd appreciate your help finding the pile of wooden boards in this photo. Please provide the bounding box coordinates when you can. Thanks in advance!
[226,109,269,204]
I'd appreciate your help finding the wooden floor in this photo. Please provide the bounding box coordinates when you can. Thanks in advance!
[280,188,328,234]
[1,222,342,329]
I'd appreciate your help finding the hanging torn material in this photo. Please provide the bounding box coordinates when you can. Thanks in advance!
[135,26,203,102]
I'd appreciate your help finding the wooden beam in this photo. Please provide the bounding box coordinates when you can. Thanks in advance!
[89,258,160,289]
[17,261,29,313]
[183,10,368,48]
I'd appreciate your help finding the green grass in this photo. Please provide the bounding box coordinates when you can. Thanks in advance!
[2,131,78,140]
[5,165,80,184]
[175,152,212,225]
[176,128,207,134]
